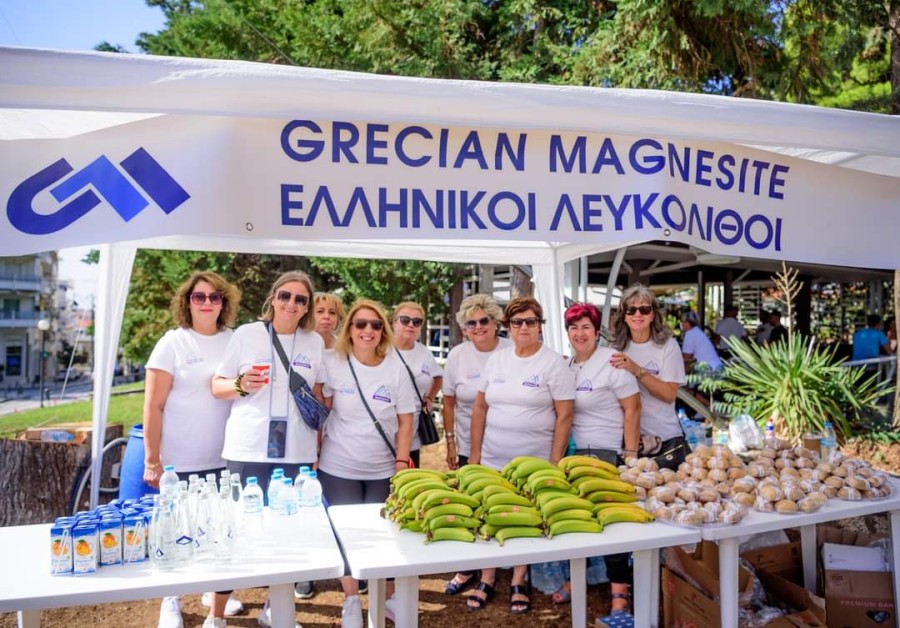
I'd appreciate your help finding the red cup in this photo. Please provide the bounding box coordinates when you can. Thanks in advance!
[252,363,271,385]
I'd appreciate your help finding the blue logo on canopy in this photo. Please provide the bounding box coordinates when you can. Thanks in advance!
[7,148,189,235]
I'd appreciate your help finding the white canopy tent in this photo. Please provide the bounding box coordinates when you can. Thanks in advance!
[1,46,898,507]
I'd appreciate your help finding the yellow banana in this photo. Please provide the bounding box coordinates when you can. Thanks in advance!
[420,490,480,512]
[427,514,482,531]
[535,490,581,510]
[426,527,475,543]
[592,502,641,514]
[567,465,621,482]
[420,503,474,522]
[596,507,654,526]
[585,491,638,504]
[545,509,595,527]
[484,511,543,527]
[576,478,636,497]
[485,505,542,519]
[483,492,533,510]
[494,526,545,546]
[511,458,559,481]
[548,519,603,538]
[559,455,619,476]
[540,496,596,518]
[527,468,569,483]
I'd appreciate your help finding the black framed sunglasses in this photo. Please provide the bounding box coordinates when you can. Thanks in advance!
[276,290,309,307]
[508,316,543,328]
[352,319,385,331]
[396,315,424,327]
[623,305,653,316]
[465,316,492,329]
[189,292,224,305]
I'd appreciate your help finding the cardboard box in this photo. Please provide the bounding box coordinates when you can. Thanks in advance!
[667,541,752,600]
[818,526,895,628]
[18,421,96,444]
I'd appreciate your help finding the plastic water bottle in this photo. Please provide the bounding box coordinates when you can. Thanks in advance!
[765,417,776,448]
[294,466,310,504]
[281,477,299,516]
[820,421,837,463]
[159,465,180,498]
[267,469,284,510]
[41,430,74,442]
[301,471,323,508]
[242,477,264,538]
[677,407,688,423]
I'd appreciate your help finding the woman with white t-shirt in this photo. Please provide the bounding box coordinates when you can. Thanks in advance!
[143,270,243,628]
[391,300,442,469]
[468,297,575,615]
[441,294,510,597]
[314,292,344,352]
[318,299,416,628]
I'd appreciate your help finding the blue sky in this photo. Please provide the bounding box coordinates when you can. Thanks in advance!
[0,1,167,300]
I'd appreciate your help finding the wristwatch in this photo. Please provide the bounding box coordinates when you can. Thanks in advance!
[637,367,647,380]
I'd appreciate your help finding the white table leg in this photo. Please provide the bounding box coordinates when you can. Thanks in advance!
[891,510,900,628]
[393,575,419,628]
[17,610,39,628]
[800,524,817,592]
[368,578,386,628]
[570,558,587,628]
[268,582,294,628]
[633,550,657,628]
[718,537,739,628]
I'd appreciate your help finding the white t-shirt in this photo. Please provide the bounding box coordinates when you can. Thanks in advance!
[395,342,443,451]
[624,337,685,441]
[570,346,640,451]
[442,337,511,457]
[146,327,234,472]
[715,317,747,343]
[319,352,418,480]
[215,321,326,464]
[682,326,723,371]
[478,345,575,470]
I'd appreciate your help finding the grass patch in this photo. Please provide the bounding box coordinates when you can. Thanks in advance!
[0,385,145,439]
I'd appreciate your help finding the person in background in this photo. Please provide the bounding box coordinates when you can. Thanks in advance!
[143,271,243,628]
[768,310,788,345]
[608,284,688,616]
[391,301,443,468]
[852,313,891,361]
[317,299,415,628]
[755,309,773,345]
[314,292,345,353]
[468,297,575,615]
[681,311,722,372]
[885,316,897,353]
[713,305,747,355]
[441,294,510,596]
[212,270,325,628]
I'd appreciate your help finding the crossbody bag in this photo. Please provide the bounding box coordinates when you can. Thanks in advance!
[395,350,440,446]
[347,357,399,460]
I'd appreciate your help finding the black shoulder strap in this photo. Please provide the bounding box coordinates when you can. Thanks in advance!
[348,358,397,458]
[268,322,310,388]
[394,349,425,406]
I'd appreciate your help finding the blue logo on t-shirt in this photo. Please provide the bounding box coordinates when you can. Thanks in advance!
[522,375,541,388]
[466,369,481,381]
[373,386,392,403]
[576,379,593,392]
[293,353,312,369]
[644,360,661,375]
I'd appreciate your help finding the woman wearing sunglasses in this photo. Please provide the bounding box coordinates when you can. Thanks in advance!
[441,294,510,597]
[212,271,325,628]
[468,296,575,615]
[606,284,687,615]
[143,271,243,628]
[317,299,416,628]
[391,301,443,468]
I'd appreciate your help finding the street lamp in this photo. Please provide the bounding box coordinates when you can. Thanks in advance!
[37,318,50,408]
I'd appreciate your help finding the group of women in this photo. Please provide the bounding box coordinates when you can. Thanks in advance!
[142,268,688,628]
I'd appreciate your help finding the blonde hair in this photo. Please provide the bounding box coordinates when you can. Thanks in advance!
[455,294,503,334]
[171,271,240,330]
[392,301,424,319]
[336,299,394,359]
[259,271,315,331]
[314,293,345,325]
[611,284,672,350]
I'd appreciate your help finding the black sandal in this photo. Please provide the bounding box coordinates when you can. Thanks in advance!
[466,581,495,611]
[509,583,531,614]
[445,570,479,595]
[610,591,632,615]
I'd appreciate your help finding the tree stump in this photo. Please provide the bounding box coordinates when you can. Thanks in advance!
[0,424,124,526]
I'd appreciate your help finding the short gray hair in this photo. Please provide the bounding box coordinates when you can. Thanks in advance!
[455,294,503,330]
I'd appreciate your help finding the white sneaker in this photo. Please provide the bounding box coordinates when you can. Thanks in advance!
[341,595,363,628]
[201,592,245,616]
[257,599,302,628]
[158,596,183,628]
[202,618,226,628]
[384,595,397,623]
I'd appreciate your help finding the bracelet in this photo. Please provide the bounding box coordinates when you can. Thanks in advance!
[395,459,410,467]
[636,367,647,381]
[445,431,455,439]
[234,373,249,397]
[144,461,161,470]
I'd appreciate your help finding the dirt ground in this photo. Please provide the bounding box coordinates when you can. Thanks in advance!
[0,442,614,628]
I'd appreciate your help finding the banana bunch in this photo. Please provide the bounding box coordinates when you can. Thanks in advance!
[557,455,639,505]
[592,502,655,527]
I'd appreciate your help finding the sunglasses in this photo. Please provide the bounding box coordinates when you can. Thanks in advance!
[396,315,424,328]
[276,290,309,307]
[352,319,385,331]
[624,305,654,316]
[508,317,543,328]
[190,292,224,305]
[465,316,492,329]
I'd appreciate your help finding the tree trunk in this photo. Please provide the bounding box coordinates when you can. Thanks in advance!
[510,265,533,299]
[891,0,900,114]
[448,270,465,348]
[895,270,900,427]
[0,424,124,526]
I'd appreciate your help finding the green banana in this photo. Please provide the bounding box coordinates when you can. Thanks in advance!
[398,479,451,500]
[567,465,621,482]
[392,506,416,522]
[485,505,542,519]
[596,507,655,526]
[419,490,480,512]
[548,519,603,538]
[399,520,424,533]
[528,477,576,495]
[478,523,501,540]
[484,510,543,527]
[483,492,533,510]
[501,456,541,478]
[391,468,447,489]
[494,526,545,546]
[592,502,639,513]
[576,478,636,496]
[539,495,595,518]
[420,502,474,523]
[535,490,580,510]
[527,468,569,483]
[426,527,476,543]
[511,458,559,481]
[427,514,482,531]
[456,464,502,479]
[585,491,638,504]
[480,483,518,499]
[559,455,620,476]
[457,471,502,491]
[545,509,595,527]
[465,476,517,496]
